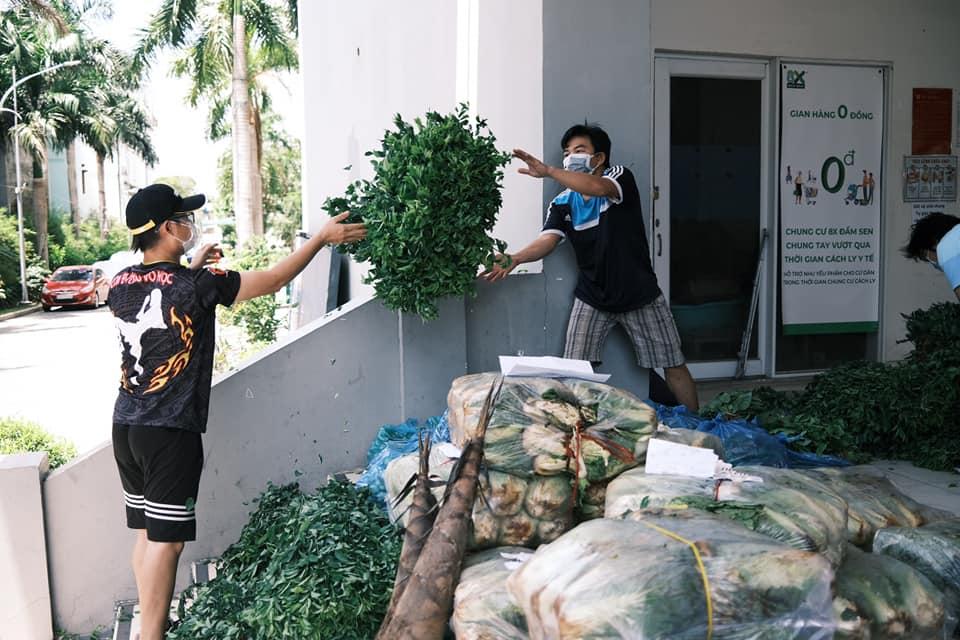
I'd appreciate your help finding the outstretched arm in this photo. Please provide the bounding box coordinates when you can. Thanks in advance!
[235,212,366,303]
[481,233,562,282]
[513,148,619,200]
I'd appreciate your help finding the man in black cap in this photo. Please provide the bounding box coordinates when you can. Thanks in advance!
[108,183,365,639]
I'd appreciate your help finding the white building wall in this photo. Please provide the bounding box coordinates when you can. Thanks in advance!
[71,142,152,224]
[472,0,544,272]
[651,0,960,360]
[298,0,544,323]
[0,453,52,640]
[298,1,459,320]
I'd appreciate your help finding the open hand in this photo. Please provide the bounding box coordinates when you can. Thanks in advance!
[513,148,551,179]
[481,253,516,283]
[319,211,367,245]
[189,243,223,270]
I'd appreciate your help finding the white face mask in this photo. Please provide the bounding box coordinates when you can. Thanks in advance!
[563,152,596,174]
[173,220,198,253]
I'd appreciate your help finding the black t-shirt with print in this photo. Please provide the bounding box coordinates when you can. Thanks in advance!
[542,165,660,313]
[108,262,241,433]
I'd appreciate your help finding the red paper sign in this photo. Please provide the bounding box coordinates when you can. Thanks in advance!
[913,88,952,155]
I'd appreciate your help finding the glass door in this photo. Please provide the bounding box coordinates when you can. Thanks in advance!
[653,57,770,379]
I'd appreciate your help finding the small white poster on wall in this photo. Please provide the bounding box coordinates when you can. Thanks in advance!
[779,63,884,336]
[903,155,957,203]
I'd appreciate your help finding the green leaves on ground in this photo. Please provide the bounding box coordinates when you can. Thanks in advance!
[168,481,402,640]
[702,302,960,470]
[323,105,512,320]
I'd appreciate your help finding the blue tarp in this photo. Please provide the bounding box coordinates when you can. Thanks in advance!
[649,401,849,469]
[356,412,450,507]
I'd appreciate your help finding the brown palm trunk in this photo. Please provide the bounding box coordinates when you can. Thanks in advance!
[66,139,80,236]
[232,10,257,247]
[32,154,49,268]
[376,378,503,640]
[251,103,264,236]
[96,151,107,238]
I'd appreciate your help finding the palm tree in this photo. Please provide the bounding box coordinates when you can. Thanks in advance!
[0,1,153,260]
[78,85,157,236]
[135,0,297,247]
[0,5,79,266]
[8,0,69,34]
[67,33,158,237]
[56,0,115,235]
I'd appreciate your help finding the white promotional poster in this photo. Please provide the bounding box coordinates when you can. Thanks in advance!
[780,64,883,335]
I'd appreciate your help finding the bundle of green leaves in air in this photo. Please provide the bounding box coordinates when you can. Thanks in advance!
[168,481,402,640]
[324,105,512,320]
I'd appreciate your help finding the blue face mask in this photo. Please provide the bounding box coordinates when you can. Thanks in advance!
[563,153,596,174]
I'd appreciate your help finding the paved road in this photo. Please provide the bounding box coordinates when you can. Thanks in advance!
[0,306,119,454]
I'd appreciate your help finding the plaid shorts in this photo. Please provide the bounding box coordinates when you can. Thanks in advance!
[563,295,686,369]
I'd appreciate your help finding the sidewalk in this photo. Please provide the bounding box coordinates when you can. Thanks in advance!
[870,459,960,515]
[0,303,40,322]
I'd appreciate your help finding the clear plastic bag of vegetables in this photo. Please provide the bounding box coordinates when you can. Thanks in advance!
[506,511,836,639]
[604,466,848,567]
[801,466,950,547]
[833,543,955,639]
[384,451,575,550]
[873,518,960,616]
[447,373,656,482]
[452,547,532,640]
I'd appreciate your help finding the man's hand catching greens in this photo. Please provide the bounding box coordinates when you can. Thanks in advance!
[481,253,516,283]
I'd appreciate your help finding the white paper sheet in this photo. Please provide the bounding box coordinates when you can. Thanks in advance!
[644,438,720,479]
[498,355,611,382]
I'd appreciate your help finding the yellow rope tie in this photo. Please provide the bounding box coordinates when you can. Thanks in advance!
[638,520,713,640]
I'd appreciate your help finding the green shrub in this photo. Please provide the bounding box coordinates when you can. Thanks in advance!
[0,417,77,469]
[219,237,285,344]
[49,216,128,270]
[0,208,39,307]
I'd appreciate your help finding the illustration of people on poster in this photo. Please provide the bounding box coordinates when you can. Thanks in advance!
[903,155,957,203]
[780,63,883,336]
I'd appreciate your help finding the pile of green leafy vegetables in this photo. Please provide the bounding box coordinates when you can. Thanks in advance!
[702,302,960,470]
[168,481,401,640]
[323,105,512,321]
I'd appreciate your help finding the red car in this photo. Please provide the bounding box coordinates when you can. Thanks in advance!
[41,265,110,311]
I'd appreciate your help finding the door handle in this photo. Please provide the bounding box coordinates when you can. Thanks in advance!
[657,233,662,257]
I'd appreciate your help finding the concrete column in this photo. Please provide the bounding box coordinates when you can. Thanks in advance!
[0,452,53,640]
[399,296,468,420]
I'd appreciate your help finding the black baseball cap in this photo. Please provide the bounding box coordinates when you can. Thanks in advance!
[125,183,206,235]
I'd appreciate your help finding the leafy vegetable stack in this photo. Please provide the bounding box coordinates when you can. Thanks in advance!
[324,105,512,320]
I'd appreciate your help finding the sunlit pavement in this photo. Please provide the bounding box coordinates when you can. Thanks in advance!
[0,306,118,454]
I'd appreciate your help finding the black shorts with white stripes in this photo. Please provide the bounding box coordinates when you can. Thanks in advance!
[112,423,203,542]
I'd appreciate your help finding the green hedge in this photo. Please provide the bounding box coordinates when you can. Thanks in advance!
[702,302,960,470]
[0,417,77,469]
